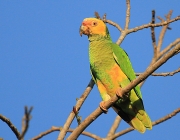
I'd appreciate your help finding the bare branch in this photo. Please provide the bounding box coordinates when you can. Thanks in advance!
[109,108,180,139]
[116,0,131,45]
[157,10,173,55]
[152,108,180,125]
[0,114,21,139]
[33,126,102,140]
[136,67,180,76]
[124,0,131,30]
[73,106,81,125]
[118,14,179,45]
[102,13,107,21]
[67,44,180,140]
[151,10,157,59]
[157,16,164,22]
[20,106,33,140]
[57,79,95,140]
[159,38,180,58]
[104,10,179,46]
[104,20,123,32]
[32,126,59,140]
[176,50,180,55]
[106,116,121,139]
[94,12,101,19]
[128,15,180,34]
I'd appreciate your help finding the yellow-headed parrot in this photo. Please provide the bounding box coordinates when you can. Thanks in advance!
[80,17,152,133]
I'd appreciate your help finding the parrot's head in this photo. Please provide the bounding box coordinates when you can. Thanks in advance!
[80,18,108,37]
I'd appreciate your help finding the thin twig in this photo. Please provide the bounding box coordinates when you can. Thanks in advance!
[73,106,81,125]
[151,10,157,59]
[67,44,180,140]
[116,0,131,45]
[0,114,21,139]
[109,108,180,139]
[136,67,180,76]
[32,126,102,140]
[159,38,180,58]
[128,16,180,34]
[106,116,121,139]
[105,20,123,32]
[57,79,95,140]
[157,10,173,55]
[20,106,33,140]
[94,12,101,19]
[124,0,131,30]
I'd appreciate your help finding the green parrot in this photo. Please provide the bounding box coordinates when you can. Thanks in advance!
[80,17,152,133]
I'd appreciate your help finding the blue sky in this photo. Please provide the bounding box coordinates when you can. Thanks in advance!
[0,1,180,140]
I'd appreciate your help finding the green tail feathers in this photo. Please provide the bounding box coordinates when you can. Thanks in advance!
[129,111,152,133]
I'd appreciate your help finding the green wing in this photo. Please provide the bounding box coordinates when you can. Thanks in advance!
[111,43,142,98]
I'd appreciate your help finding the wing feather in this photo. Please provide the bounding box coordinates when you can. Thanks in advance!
[111,43,142,98]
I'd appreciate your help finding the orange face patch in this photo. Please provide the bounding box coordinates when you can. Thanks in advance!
[80,18,106,36]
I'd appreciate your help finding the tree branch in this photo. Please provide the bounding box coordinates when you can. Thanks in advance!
[20,106,33,140]
[108,108,180,139]
[106,116,121,139]
[151,10,157,59]
[157,11,172,54]
[116,0,131,45]
[33,126,102,140]
[104,19,123,32]
[159,38,180,58]
[105,10,180,46]
[124,0,131,30]
[128,15,180,34]
[136,67,180,76]
[67,43,180,140]
[0,114,21,139]
[57,79,95,140]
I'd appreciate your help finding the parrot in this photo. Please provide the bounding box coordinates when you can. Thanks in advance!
[79,17,152,133]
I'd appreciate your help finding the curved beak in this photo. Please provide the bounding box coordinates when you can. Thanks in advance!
[79,25,84,37]
[79,22,90,37]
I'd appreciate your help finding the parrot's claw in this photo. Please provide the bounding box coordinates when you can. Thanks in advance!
[99,101,108,114]
[116,88,123,98]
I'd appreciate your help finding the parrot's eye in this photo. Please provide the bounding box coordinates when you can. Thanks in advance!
[92,21,98,26]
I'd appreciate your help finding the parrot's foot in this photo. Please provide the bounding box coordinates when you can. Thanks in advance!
[115,88,123,98]
[116,88,129,98]
[99,101,108,114]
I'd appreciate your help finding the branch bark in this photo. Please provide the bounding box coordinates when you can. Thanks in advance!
[33,126,102,140]
[106,116,121,139]
[20,106,33,140]
[0,114,21,139]
[136,67,180,76]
